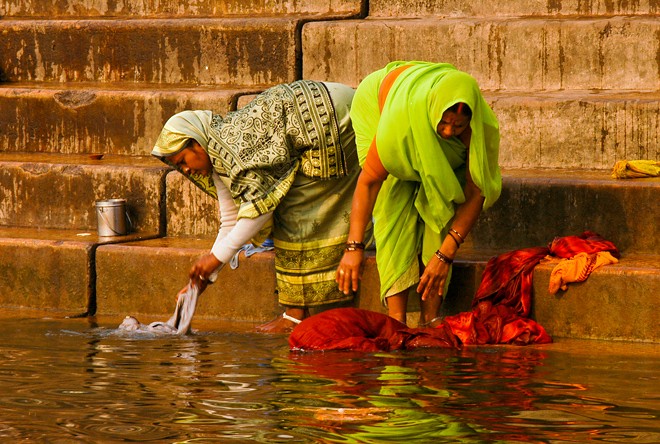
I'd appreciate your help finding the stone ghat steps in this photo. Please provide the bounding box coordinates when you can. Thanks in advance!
[368,0,660,17]
[2,0,656,18]
[2,16,659,91]
[488,90,660,170]
[0,232,656,341]
[0,18,300,85]
[0,84,245,155]
[302,16,660,91]
[86,240,657,342]
[2,84,659,167]
[471,169,659,255]
[0,153,168,232]
[0,228,161,316]
[0,0,363,18]
[165,167,660,254]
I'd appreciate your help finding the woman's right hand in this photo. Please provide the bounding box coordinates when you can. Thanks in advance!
[336,250,364,295]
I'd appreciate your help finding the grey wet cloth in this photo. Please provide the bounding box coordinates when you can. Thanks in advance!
[118,283,200,335]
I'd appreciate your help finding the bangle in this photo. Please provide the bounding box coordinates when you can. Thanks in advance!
[434,249,453,264]
[448,231,461,248]
[345,240,365,252]
[449,228,465,243]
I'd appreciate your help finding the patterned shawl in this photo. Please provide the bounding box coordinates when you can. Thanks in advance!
[152,80,346,219]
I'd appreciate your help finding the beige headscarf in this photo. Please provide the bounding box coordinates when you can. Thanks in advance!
[151,110,220,199]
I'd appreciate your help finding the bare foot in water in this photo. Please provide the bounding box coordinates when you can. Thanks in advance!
[255,309,307,334]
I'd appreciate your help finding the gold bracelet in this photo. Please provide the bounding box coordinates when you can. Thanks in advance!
[434,249,454,264]
[449,228,465,243]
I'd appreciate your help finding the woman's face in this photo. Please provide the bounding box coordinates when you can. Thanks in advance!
[436,110,471,139]
[169,140,213,176]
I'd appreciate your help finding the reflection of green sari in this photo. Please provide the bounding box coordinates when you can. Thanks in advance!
[153,81,363,307]
[351,61,502,301]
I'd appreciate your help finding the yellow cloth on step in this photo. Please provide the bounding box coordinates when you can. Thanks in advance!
[611,160,660,179]
[548,251,619,294]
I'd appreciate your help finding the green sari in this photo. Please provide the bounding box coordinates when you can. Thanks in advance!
[153,80,361,307]
[351,61,502,301]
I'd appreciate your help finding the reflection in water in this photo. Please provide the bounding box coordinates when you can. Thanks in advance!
[0,316,657,442]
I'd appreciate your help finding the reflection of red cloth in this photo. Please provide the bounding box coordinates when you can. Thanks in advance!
[289,232,619,352]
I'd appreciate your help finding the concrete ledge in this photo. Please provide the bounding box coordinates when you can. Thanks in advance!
[0,228,162,314]
[369,0,659,17]
[490,90,660,170]
[438,249,660,342]
[302,17,660,91]
[0,18,299,85]
[471,169,660,255]
[94,237,659,341]
[165,172,220,237]
[0,153,168,233]
[161,167,659,252]
[0,85,242,155]
[0,0,363,18]
[95,237,281,320]
[532,255,660,342]
[0,234,91,314]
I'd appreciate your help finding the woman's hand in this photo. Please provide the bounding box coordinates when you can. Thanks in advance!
[189,253,221,288]
[336,250,365,295]
[175,281,207,302]
[416,255,451,302]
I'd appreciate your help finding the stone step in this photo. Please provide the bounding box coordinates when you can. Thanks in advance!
[0,153,168,232]
[302,16,660,91]
[369,0,659,17]
[441,249,660,342]
[0,0,362,18]
[0,227,160,316]
[471,168,660,255]
[3,85,658,168]
[94,238,659,341]
[0,83,243,156]
[163,167,659,255]
[489,90,660,170]
[0,18,299,85]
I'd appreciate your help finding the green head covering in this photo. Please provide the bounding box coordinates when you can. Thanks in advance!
[374,61,501,233]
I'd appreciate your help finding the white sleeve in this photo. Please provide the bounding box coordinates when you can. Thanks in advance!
[211,212,273,264]
[213,175,238,241]
[211,174,273,265]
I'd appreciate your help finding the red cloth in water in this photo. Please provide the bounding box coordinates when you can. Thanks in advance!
[289,307,459,352]
[289,231,618,352]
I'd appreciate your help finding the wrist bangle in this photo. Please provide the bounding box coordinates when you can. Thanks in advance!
[449,228,465,243]
[434,249,453,264]
[345,240,365,252]
[448,231,461,248]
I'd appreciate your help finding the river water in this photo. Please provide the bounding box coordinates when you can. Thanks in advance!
[0,311,657,443]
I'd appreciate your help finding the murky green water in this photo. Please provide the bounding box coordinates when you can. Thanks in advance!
[0,312,657,443]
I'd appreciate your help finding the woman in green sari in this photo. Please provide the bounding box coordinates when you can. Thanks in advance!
[152,80,364,333]
[336,61,501,326]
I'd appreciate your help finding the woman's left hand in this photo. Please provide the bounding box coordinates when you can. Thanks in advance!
[189,253,222,288]
[416,256,451,302]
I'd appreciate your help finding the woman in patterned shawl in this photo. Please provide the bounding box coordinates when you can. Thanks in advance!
[152,81,366,333]
[336,61,502,327]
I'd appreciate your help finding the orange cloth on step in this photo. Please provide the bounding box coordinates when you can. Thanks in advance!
[548,251,619,294]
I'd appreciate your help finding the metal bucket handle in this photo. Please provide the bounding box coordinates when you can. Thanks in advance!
[96,199,132,236]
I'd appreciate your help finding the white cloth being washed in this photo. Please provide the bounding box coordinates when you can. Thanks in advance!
[118,282,199,335]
